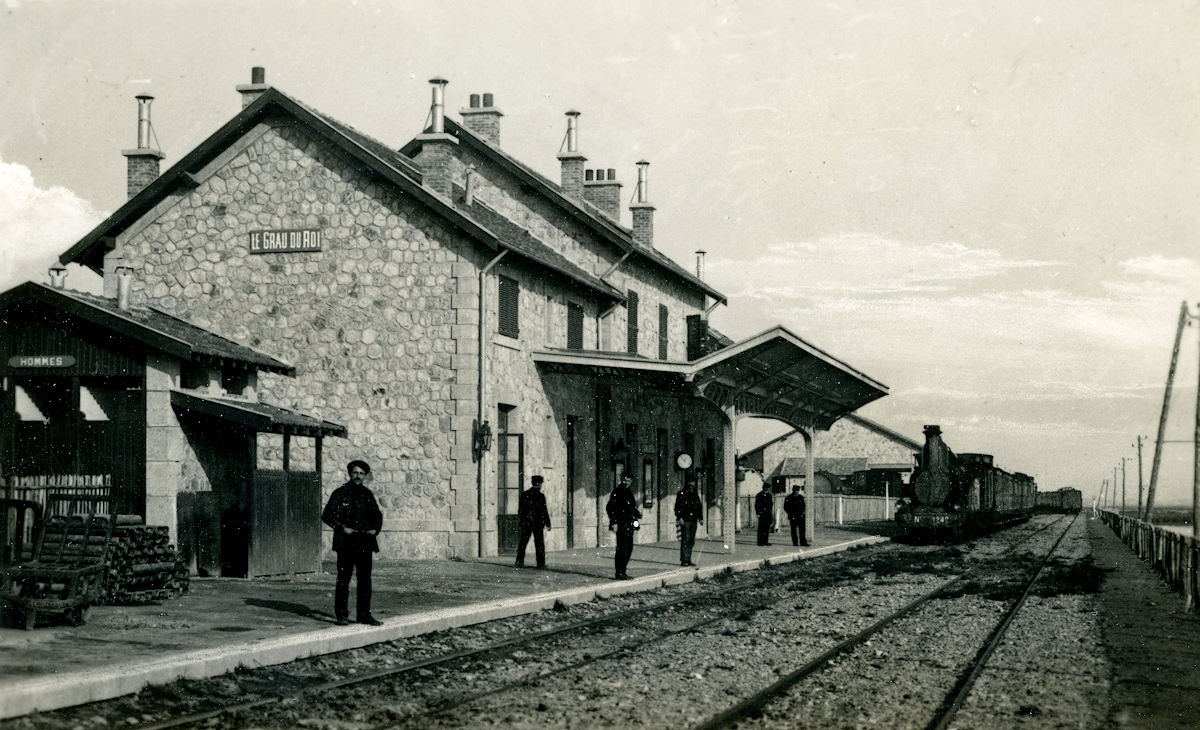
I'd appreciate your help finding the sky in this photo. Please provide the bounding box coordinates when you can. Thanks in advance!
[2,0,1198,507]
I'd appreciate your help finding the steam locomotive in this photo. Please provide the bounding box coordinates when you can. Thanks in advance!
[895,425,1037,541]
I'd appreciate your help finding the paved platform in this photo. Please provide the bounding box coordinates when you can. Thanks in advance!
[1087,516,1200,728]
[0,523,890,720]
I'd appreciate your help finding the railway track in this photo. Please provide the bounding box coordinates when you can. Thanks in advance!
[696,512,1080,729]
[1,516,1077,730]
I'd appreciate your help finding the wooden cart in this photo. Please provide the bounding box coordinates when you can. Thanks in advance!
[2,495,114,629]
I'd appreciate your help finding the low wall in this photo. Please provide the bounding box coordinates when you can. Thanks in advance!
[1100,509,1200,611]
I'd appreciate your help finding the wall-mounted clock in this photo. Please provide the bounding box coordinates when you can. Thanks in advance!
[676,452,693,470]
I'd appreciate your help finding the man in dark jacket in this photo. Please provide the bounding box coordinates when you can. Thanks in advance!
[607,473,642,579]
[674,479,703,566]
[755,483,774,546]
[784,484,809,546]
[515,475,552,568]
[321,460,383,626]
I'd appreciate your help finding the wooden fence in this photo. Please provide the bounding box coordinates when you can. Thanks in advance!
[814,494,893,524]
[1100,509,1200,612]
[1,475,112,567]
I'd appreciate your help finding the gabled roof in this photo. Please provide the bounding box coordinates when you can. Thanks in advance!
[777,457,870,477]
[401,118,727,305]
[171,390,346,437]
[59,87,500,272]
[453,185,623,303]
[743,412,921,458]
[0,282,294,374]
[533,325,888,431]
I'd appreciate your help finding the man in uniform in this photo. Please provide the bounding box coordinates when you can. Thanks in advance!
[607,473,642,579]
[755,482,774,546]
[784,484,810,547]
[515,475,552,568]
[321,460,383,626]
[674,478,703,566]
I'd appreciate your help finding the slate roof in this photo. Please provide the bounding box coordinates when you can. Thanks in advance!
[776,457,870,477]
[0,282,294,374]
[401,118,727,305]
[452,185,623,302]
[59,87,494,272]
[171,390,346,437]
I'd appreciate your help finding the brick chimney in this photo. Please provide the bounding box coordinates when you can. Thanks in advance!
[415,77,459,199]
[460,92,503,146]
[630,160,655,248]
[557,111,586,199]
[584,168,622,221]
[121,94,164,199]
[236,66,270,108]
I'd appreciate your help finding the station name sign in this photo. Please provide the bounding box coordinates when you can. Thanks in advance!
[249,229,323,254]
[8,355,76,368]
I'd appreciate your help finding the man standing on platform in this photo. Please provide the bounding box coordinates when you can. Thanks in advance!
[784,484,810,547]
[322,460,383,626]
[515,475,551,568]
[607,473,642,579]
[674,478,703,566]
[755,482,774,546]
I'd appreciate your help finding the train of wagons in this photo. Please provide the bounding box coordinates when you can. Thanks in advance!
[895,424,1042,541]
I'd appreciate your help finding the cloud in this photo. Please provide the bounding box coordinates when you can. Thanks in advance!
[718,234,1058,297]
[1120,254,1200,284]
[0,157,105,292]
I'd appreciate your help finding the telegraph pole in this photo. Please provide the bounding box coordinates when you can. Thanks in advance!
[1120,457,1128,515]
[1113,466,1119,512]
[1195,301,1200,540]
[1146,302,1189,523]
[1135,435,1145,517]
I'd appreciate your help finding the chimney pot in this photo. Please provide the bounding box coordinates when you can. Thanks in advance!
[236,66,270,107]
[585,169,595,182]
[429,77,449,134]
[558,111,586,198]
[464,165,476,207]
[48,265,67,289]
[630,160,655,248]
[695,250,707,280]
[607,168,616,181]
[116,265,134,311]
[460,90,503,145]
[122,94,164,199]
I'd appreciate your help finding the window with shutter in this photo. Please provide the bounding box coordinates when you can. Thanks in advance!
[658,303,669,360]
[498,275,519,338]
[626,290,639,354]
[567,301,584,350]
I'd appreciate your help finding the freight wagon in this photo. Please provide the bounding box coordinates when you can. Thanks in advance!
[895,425,1036,541]
[1036,487,1083,514]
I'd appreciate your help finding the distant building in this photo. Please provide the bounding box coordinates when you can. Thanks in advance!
[742,413,918,497]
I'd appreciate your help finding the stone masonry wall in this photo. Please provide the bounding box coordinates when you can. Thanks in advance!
[414,143,707,359]
[112,119,484,558]
[761,417,919,480]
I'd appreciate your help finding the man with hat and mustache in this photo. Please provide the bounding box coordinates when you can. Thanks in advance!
[322,459,384,626]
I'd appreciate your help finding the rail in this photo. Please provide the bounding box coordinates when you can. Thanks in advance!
[1100,509,1200,611]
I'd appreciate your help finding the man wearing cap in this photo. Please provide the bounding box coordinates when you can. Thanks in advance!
[755,482,774,546]
[321,460,384,626]
[606,473,642,579]
[784,484,810,547]
[515,475,552,568]
[674,478,703,567]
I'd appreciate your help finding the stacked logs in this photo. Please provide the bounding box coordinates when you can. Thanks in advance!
[98,514,190,605]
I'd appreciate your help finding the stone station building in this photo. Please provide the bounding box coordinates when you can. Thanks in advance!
[5,68,891,567]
